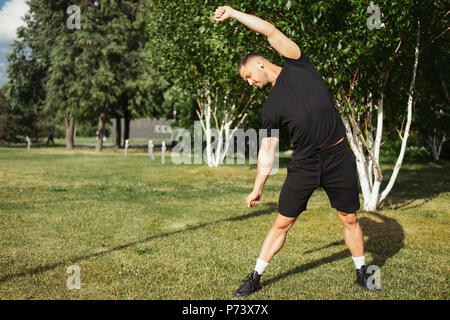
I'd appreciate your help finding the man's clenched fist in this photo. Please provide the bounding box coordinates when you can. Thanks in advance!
[246,190,262,208]
[213,6,234,22]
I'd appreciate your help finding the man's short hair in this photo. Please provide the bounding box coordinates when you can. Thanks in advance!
[237,52,265,74]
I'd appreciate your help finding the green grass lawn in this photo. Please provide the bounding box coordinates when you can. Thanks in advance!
[0,146,448,300]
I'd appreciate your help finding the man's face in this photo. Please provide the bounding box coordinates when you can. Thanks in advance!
[239,59,271,89]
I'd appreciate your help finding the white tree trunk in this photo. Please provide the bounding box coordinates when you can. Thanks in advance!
[342,23,420,211]
[213,107,249,167]
[366,95,384,211]
[342,116,372,207]
[426,130,447,161]
[378,24,420,205]
[204,93,214,167]
[196,87,250,167]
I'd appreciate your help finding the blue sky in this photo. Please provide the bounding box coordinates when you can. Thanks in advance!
[0,0,11,83]
[0,43,11,85]
[0,0,29,85]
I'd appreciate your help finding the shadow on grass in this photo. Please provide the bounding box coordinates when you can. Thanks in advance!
[262,211,404,287]
[379,162,450,210]
[0,202,278,284]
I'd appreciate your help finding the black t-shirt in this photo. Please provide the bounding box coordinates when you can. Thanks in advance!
[261,51,346,160]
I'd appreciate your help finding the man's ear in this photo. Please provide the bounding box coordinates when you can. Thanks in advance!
[256,59,264,69]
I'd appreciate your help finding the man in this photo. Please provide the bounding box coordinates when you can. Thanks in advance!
[214,6,377,297]
[46,127,55,145]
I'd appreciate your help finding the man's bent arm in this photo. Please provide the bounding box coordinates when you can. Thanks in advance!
[230,9,274,38]
[226,7,301,59]
[252,136,279,194]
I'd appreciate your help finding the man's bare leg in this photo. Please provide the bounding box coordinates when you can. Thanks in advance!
[233,213,296,297]
[337,211,364,257]
[337,210,377,289]
[258,213,297,263]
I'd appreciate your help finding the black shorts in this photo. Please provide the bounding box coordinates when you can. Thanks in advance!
[278,138,360,218]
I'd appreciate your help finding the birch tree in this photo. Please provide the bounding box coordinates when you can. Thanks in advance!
[146,0,264,167]
[194,84,257,166]
[341,24,421,211]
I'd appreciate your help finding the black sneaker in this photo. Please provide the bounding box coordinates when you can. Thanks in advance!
[233,271,262,297]
[355,265,380,290]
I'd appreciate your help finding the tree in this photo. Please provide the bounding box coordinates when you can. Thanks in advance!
[413,8,449,161]
[0,85,25,142]
[5,0,168,151]
[146,0,266,166]
[5,4,49,144]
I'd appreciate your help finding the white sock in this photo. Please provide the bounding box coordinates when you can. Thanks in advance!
[352,255,365,269]
[254,258,269,275]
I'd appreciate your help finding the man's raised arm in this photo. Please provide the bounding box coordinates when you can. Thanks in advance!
[213,6,301,60]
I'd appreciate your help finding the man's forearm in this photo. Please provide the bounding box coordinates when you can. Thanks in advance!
[230,8,275,38]
[252,151,274,193]
[252,171,269,194]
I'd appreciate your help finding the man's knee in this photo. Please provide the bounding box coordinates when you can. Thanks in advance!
[338,210,358,226]
[273,213,297,231]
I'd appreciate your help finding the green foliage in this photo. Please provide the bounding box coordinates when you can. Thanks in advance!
[145,0,268,130]
[412,2,449,155]
[144,0,444,152]
[4,8,49,142]
[0,85,35,142]
[3,0,447,154]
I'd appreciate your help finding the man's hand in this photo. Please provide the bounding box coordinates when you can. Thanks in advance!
[213,6,234,22]
[246,189,262,208]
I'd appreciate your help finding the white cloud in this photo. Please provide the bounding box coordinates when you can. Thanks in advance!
[0,0,29,41]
